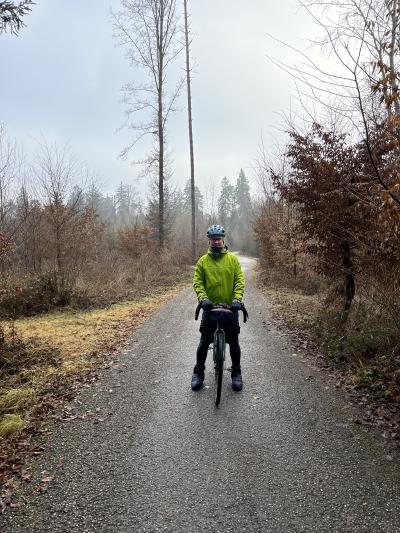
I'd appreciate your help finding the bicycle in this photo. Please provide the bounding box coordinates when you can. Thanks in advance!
[195,302,248,406]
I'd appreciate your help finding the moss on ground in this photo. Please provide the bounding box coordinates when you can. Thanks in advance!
[0,414,26,439]
[0,388,36,412]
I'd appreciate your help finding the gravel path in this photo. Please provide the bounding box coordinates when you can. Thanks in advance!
[2,256,400,532]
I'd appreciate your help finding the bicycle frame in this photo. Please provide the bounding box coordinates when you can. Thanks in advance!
[212,313,228,406]
[194,302,249,406]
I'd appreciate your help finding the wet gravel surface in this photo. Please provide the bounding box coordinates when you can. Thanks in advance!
[2,256,400,532]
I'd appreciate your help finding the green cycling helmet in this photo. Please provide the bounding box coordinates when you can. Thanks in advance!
[206,224,226,238]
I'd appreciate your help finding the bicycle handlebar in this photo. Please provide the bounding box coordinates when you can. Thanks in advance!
[195,302,249,323]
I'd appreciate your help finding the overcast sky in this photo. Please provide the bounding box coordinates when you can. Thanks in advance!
[0,0,318,197]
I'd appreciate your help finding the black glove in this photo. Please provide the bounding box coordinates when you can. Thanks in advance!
[200,298,213,309]
[231,299,242,310]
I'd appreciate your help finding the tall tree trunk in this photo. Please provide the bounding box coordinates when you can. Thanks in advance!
[389,0,400,116]
[158,3,165,251]
[158,100,164,250]
[341,239,355,310]
[183,0,196,262]
[56,220,62,272]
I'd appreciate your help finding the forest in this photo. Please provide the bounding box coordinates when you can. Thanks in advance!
[0,135,254,318]
[1,0,400,515]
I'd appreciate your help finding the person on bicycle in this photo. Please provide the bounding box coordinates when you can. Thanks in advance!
[192,224,245,392]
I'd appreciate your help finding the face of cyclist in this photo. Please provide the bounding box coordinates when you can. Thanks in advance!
[209,236,224,252]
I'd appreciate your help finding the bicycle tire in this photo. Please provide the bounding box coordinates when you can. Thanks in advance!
[214,330,225,406]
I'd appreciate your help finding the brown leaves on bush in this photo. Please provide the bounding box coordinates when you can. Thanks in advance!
[0,232,13,256]
[117,225,155,258]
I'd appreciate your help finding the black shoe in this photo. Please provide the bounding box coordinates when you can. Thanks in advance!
[191,372,204,391]
[231,372,243,392]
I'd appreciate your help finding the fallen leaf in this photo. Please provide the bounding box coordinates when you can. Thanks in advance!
[21,471,33,482]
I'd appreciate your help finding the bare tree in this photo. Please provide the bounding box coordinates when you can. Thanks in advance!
[268,0,400,206]
[32,142,82,272]
[0,125,21,264]
[0,0,34,34]
[183,0,196,261]
[112,0,183,250]
[202,178,217,223]
[15,183,44,272]
[254,134,282,202]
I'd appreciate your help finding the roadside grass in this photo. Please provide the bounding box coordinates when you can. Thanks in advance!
[261,282,400,404]
[262,285,323,332]
[0,281,189,442]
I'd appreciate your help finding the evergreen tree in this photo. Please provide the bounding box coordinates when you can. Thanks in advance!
[100,195,117,228]
[0,0,34,35]
[85,181,104,213]
[234,169,254,252]
[68,185,85,212]
[146,181,182,241]
[217,177,236,228]
[236,169,251,214]
[183,179,203,215]
[115,182,139,227]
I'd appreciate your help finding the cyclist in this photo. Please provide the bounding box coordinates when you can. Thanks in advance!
[192,224,245,392]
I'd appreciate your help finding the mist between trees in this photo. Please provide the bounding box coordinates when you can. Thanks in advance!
[253,0,400,403]
[0,0,257,384]
[0,126,255,320]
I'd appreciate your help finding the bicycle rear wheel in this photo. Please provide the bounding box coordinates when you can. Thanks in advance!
[213,330,225,406]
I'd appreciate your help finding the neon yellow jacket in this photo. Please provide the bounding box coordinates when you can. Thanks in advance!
[193,247,245,305]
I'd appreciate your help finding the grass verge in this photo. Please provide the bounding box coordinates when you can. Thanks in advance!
[261,281,400,448]
[0,282,188,439]
[0,279,190,511]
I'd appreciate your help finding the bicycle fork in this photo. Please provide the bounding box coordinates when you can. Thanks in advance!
[213,321,226,367]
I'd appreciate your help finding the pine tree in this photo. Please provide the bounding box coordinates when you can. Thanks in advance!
[236,169,251,214]
[85,182,104,213]
[183,179,203,215]
[146,182,182,241]
[217,177,236,228]
[233,169,254,250]
[0,0,34,35]
[115,182,139,227]
[68,185,85,213]
[100,195,117,229]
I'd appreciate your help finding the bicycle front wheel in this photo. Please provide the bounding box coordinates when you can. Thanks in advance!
[213,330,225,406]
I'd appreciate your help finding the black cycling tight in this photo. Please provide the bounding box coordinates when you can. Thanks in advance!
[195,333,241,373]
